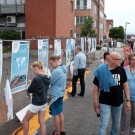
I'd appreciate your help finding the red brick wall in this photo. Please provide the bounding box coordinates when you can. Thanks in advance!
[25,0,56,40]
[55,0,74,38]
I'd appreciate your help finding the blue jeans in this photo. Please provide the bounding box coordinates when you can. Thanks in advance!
[98,104,123,135]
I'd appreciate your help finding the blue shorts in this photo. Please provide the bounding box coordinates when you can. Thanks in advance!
[49,97,63,116]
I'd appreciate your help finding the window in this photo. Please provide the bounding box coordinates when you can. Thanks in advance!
[76,33,80,38]
[70,1,73,11]
[100,11,104,19]
[100,0,104,7]
[76,16,87,25]
[100,23,104,30]
[77,0,87,9]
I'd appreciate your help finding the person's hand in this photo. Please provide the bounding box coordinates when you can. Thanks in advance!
[94,101,100,113]
[73,70,77,76]
[126,101,131,111]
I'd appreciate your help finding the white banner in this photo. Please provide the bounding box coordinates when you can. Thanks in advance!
[10,41,30,93]
[81,38,85,53]
[38,39,49,67]
[66,39,71,66]
[71,39,75,62]
[5,79,13,120]
[54,39,62,56]
[87,38,91,53]
[0,41,3,83]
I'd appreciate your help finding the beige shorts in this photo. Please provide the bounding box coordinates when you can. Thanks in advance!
[29,103,47,113]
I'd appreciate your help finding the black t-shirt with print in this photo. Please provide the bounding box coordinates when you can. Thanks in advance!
[93,66,127,107]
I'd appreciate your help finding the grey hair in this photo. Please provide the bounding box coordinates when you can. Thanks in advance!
[76,45,82,51]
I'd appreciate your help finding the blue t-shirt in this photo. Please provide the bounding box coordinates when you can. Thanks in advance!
[125,66,135,102]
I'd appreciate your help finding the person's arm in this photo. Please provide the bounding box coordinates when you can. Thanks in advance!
[123,82,131,111]
[74,55,79,75]
[93,84,100,113]
[28,78,37,93]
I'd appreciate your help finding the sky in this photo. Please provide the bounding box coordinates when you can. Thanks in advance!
[105,0,135,34]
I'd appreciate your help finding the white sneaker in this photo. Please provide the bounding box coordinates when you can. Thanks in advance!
[132,128,135,133]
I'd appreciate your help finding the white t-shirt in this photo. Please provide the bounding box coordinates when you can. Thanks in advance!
[100,47,108,57]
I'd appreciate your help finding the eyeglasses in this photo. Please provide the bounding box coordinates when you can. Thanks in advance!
[112,58,122,61]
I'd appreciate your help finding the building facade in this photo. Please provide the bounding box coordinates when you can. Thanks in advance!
[74,0,106,43]
[0,0,25,39]
[25,0,74,39]
[105,19,114,39]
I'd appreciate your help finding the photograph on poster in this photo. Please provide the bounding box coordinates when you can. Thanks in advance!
[0,41,2,84]
[10,41,29,93]
[38,39,49,68]
[70,39,75,62]
[81,38,84,53]
[66,39,71,66]
[54,39,62,56]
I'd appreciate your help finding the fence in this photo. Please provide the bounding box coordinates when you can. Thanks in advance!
[0,37,96,125]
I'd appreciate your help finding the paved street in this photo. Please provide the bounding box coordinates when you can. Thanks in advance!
[1,48,135,135]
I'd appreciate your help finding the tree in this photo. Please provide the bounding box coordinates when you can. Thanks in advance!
[0,29,20,40]
[80,16,97,37]
[109,26,124,40]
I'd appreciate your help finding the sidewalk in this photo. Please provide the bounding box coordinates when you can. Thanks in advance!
[1,48,134,135]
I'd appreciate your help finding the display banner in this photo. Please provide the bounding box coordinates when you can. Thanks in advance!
[70,39,75,62]
[81,38,85,53]
[91,38,95,52]
[94,38,97,51]
[0,41,3,84]
[66,39,71,66]
[38,39,49,68]
[10,41,29,93]
[87,38,91,53]
[54,39,62,56]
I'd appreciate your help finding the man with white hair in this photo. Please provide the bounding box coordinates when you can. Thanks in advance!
[93,52,131,135]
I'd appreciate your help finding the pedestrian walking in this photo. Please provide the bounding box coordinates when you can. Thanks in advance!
[23,61,50,135]
[99,44,109,59]
[123,44,132,54]
[68,45,86,97]
[121,52,130,67]
[100,52,110,64]
[120,53,135,134]
[93,52,131,135]
[49,55,67,135]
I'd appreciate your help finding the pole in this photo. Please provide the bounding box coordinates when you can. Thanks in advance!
[125,22,127,43]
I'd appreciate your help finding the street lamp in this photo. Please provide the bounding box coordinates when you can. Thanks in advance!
[125,22,130,43]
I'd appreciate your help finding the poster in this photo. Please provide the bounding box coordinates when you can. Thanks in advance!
[81,38,84,53]
[94,38,97,51]
[87,38,91,53]
[0,41,2,84]
[54,39,62,56]
[70,39,75,62]
[91,38,95,52]
[10,41,29,93]
[66,39,71,66]
[38,39,49,68]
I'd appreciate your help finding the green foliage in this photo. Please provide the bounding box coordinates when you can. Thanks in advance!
[109,26,124,40]
[0,29,20,40]
[80,16,97,37]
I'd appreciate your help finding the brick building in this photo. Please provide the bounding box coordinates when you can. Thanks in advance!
[0,0,25,39]
[74,0,106,43]
[25,0,74,39]
[105,19,114,39]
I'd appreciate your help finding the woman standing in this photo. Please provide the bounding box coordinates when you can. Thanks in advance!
[120,53,135,134]
[49,55,67,135]
[121,52,130,67]
[23,61,50,135]
[123,44,132,54]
